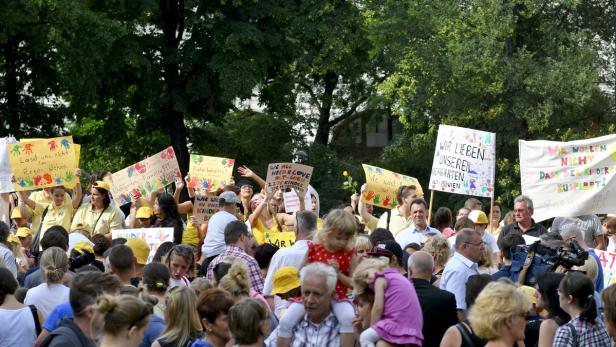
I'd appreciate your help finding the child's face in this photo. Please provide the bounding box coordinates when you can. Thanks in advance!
[326,230,350,252]
[13,218,28,227]
[20,236,31,248]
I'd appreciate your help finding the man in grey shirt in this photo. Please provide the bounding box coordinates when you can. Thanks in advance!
[551,214,604,250]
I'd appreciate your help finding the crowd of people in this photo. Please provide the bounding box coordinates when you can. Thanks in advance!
[1,166,616,347]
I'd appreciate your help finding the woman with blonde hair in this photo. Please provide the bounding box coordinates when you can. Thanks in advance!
[421,235,450,286]
[477,246,497,275]
[355,234,371,261]
[229,298,271,347]
[95,294,151,347]
[218,260,271,311]
[24,246,69,320]
[152,286,202,347]
[469,281,530,347]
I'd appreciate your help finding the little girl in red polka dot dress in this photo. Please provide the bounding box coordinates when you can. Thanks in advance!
[277,209,359,347]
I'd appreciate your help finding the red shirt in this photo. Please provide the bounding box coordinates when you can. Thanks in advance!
[307,242,354,299]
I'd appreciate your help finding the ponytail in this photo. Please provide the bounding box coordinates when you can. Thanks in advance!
[560,272,597,324]
[580,293,597,324]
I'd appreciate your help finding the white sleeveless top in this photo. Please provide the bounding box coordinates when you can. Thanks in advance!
[0,306,36,347]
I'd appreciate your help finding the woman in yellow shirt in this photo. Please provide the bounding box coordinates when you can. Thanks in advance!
[18,169,82,246]
[248,190,298,244]
[71,180,124,238]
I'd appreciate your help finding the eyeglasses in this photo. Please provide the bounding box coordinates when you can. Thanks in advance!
[465,241,485,247]
[513,208,529,213]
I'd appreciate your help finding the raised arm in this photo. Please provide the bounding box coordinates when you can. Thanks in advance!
[357,184,373,222]
[16,190,35,210]
[71,168,83,210]
[249,191,271,227]
[238,165,266,190]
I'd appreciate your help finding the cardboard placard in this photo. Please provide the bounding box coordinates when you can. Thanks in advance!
[105,147,182,206]
[430,125,496,197]
[192,195,220,224]
[283,190,312,213]
[8,137,78,191]
[265,163,313,198]
[188,154,235,193]
[262,231,296,248]
[361,164,424,209]
[111,228,174,263]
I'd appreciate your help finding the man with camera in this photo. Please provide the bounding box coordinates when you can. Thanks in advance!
[561,225,604,292]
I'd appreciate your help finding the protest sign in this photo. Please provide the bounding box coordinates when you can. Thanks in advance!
[262,231,296,248]
[111,228,173,263]
[192,195,220,224]
[361,164,424,209]
[265,163,313,198]
[18,137,81,189]
[519,134,616,222]
[283,190,312,213]
[106,147,182,206]
[0,137,17,193]
[8,137,78,191]
[188,154,235,193]
[429,125,496,197]
[593,249,616,287]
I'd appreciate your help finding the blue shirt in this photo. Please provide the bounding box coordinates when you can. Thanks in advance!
[395,225,440,249]
[140,315,165,347]
[440,252,479,310]
[43,302,74,332]
[589,249,604,292]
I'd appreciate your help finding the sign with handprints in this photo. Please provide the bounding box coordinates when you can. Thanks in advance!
[8,136,78,192]
[188,154,235,194]
[105,147,182,206]
[361,164,424,209]
[111,228,173,263]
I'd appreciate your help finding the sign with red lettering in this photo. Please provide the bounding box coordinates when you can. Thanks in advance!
[430,125,496,197]
[265,163,313,198]
[594,249,616,287]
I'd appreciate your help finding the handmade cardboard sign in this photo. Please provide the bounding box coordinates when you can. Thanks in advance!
[192,195,220,224]
[111,228,174,263]
[265,163,313,198]
[8,137,78,191]
[188,154,235,193]
[105,147,182,205]
[429,125,496,197]
[361,164,424,209]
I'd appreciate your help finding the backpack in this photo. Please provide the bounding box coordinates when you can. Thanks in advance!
[39,324,82,347]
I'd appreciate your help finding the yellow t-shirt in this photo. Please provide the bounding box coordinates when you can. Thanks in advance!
[28,190,72,236]
[357,214,379,234]
[182,212,199,247]
[71,204,124,235]
[253,217,290,245]
[376,208,414,236]
[33,201,74,244]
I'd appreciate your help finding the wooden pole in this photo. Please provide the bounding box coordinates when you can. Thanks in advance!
[427,190,435,226]
[488,195,494,232]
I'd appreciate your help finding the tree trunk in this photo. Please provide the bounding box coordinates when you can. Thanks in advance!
[160,0,189,176]
[313,71,339,145]
[4,39,20,138]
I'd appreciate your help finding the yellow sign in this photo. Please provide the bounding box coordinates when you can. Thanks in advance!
[106,147,182,206]
[361,164,424,209]
[8,137,78,191]
[262,231,296,248]
[188,154,235,193]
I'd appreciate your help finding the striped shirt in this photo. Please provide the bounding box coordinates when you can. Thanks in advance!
[206,245,264,293]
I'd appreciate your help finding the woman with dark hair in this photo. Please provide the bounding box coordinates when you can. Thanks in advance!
[484,201,503,239]
[434,207,454,237]
[71,180,124,237]
[536,272,569,347]
[0,268,43,347]
[553,272,610,347]
[152,241,175,263]
[153,192,184,244]
[195,288,234,347]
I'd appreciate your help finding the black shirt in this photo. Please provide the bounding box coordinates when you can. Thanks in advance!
[498,219,547,245]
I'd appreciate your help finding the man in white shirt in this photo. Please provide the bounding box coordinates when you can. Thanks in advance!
[263,211,317,295]
[200,191,240,273]
[376,185,417,236]
[395,198,440,249]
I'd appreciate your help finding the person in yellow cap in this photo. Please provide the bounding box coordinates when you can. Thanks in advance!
[271,266,301,299]
[125,238,150,277]
[69,240,104,272]
[10,205,31,230]
[15,227,33,249]
[71,180,125,238]
[468,209,500,262]
[17,168,83,250]
[6,233,29,272]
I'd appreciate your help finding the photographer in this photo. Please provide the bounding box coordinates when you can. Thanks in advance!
[560,226,603,292]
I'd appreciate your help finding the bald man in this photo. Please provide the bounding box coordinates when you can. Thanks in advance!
[409,251,458,347]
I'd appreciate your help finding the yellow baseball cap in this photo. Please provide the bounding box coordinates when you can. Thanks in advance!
[73,240,95,254]
[15,227,32,238]
[136,207,153,219]
[468,210,489,225]
[126,238,150,265]
[94,180,110,192]
[271,266,301,295]
[7,234,20,244]
[11,207,22,219]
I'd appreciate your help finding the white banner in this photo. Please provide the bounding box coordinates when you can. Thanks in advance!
[0,136,17,193]
[519,134,616,222]
[429,125,496,197]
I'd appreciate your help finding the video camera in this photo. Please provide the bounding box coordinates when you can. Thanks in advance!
[515,239,588,270]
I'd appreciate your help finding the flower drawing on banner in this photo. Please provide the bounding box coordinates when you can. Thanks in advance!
[134,163,146,174]
[161,147,175,160]
[48,140,57,151]
[10,144,21,156]
[24,144,33,155]
[60,139,71,149]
